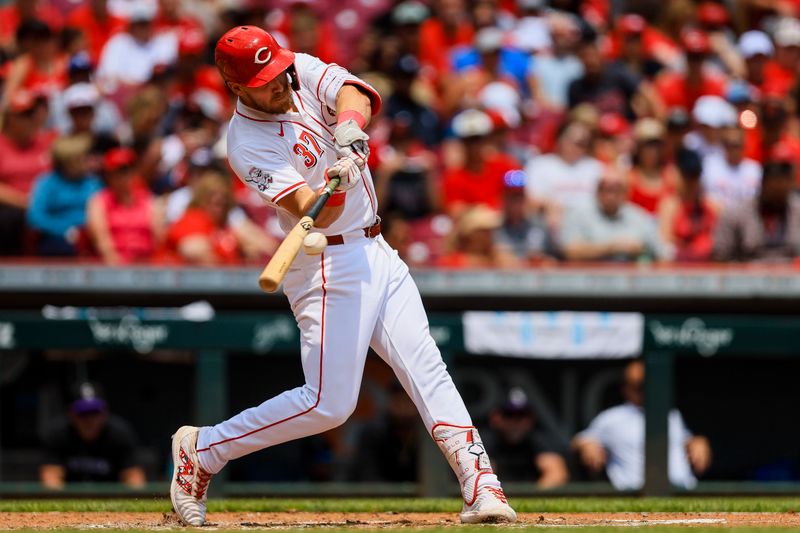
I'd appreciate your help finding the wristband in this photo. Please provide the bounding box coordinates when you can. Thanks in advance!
[337,110,366,129]
[326,191,346,207]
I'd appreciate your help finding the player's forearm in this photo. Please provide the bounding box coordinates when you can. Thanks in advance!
[306,190,345,228]
[336,85,372,127]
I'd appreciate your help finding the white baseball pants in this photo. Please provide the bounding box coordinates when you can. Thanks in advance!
[196,235,472,474]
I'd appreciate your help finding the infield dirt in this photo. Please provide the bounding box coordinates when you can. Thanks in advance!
[1,512,799,529]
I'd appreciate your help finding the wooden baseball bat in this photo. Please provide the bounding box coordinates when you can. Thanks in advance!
[258,177,340,293]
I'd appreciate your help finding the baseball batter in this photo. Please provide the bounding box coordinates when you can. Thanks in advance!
[170,26,516,526]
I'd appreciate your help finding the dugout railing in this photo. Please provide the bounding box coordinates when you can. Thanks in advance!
[2,264,800,497]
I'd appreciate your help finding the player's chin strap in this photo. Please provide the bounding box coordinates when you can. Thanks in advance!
[432,423,502,505]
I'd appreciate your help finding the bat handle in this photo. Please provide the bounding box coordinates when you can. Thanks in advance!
[306,177,341,221]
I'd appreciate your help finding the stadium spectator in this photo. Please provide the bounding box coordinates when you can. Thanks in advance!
[0,91,54,255]
[96,3,178,93]
[438,204,518,268]
[762,17,800,98]
[739,30,774,92]
[447,27,534,112]
[713,161,800,262]
[568,28,649,120]
[524,120,602,229]
[51,78,123,138]
[626,118,679,215]
[559,171,670,262]
[685,95,737,158]
[495,170,556,263]
[162,170,241,265]
[655,29,727,113]
[442,109,520,216]
[375,115,440,220]
[26,134,101,256]
[86,147,164,264]
[418,0,474,77]
[483,387,568,487]
[701,127,762,210]
[1,20,67,111]
[40,382,146,489]
[528,12,583,111]
[0,0,63,54]
[164,150,276,261]
[65,0,127,63]
[384,55,441,148]
[572,360,711,490]
[510,0,551,55]
[659,148,719,262]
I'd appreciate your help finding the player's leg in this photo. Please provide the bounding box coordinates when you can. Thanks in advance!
[369,238,516,523]
[171,247,385,525]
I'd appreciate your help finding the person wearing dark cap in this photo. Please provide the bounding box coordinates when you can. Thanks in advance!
[482,388,568,487]
[40,382,146,489]
[658,148,719,262]
[385,55,441,147]
[1,19,66,107]
[713,160,800,262]
[568,28,649,119]
[0,90,54,255]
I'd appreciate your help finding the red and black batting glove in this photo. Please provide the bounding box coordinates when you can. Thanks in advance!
[333,111,369,170]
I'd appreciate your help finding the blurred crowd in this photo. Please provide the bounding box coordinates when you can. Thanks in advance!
[2,0,800,266]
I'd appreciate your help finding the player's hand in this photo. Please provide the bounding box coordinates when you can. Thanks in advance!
[686,436,712,474]
[333,119,370,170]
[577,440,607,472]
[326,157,361,191]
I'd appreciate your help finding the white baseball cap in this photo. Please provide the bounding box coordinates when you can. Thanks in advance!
[478,82,521,127]
[774,17,800,47]
[739,30,774,58]
[475,27,505,52]
[451,109,493,138]
[63,82,100,110]
[692,95,737,128]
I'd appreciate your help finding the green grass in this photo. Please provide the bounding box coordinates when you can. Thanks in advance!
[0,497,799,513]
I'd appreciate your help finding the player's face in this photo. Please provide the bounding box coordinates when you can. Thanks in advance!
[233,72,294,114]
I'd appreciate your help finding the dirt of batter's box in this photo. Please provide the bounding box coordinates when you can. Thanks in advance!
[0,511,798,529]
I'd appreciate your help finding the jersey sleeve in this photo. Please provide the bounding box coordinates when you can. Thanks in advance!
[228,144,307,205]
[295,53,382,114]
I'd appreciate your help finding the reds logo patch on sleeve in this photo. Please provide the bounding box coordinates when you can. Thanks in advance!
[245,167,273,192]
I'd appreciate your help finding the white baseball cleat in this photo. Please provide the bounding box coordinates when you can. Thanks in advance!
[170,425,213,526]
[460,482,517,524]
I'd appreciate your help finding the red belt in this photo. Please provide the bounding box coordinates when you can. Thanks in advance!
[326,221,382,246]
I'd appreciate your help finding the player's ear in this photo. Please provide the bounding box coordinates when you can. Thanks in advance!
[226,81,245,97]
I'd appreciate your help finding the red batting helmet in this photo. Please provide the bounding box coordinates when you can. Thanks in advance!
[215,26,295,87]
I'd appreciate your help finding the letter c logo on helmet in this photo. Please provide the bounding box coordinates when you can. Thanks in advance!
[254,47,272,65]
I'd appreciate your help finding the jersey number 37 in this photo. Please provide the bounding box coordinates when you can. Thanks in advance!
[293,131,324,169]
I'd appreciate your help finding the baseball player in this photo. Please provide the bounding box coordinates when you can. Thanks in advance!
[169,26,516,525]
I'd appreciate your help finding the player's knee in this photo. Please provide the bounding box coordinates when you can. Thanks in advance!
[316,397,357,429]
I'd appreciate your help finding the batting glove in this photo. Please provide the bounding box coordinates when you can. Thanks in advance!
[333,119,370,170]
[325,156,361,191]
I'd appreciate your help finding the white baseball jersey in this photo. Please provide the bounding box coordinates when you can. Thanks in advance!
[226,53,380,236]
